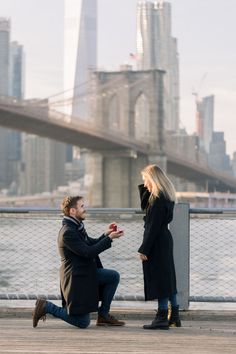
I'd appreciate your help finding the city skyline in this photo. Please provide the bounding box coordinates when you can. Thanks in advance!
[0,0,235,155]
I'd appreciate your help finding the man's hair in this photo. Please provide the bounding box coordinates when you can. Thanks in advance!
[61,196,83,216]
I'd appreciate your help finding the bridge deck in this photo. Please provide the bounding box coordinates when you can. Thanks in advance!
[1,101,236,192]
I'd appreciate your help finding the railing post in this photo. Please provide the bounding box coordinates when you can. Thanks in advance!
[170,203,190,310]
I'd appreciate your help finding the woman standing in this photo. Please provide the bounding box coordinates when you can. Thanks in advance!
[138,164,181,330]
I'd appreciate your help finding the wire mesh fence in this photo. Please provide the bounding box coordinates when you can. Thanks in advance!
[0,208,235,302]
[189,210,236,302]
[0,210,144,300]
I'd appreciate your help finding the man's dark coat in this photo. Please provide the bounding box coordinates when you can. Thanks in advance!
[138,184,177,300]
[58,217,112,315]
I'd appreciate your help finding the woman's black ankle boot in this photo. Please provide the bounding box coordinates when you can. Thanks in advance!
[169,305,181,327]
[143,309,169,330]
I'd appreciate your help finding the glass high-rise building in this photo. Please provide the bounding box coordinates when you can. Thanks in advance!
[0,18,11,189]
[196,95,214,153]
[136,1,179,132]
[9,41,25,100]
[0,19,24,192]
[64,0,97,120]
[0,18,10,96]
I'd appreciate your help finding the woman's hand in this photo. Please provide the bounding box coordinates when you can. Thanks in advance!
[139,253,148,261]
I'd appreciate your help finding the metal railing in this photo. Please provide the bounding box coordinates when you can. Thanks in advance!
[0,207,235,307]
[189,208,236,303]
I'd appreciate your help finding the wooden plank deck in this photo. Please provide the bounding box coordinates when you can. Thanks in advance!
[0,316,236,354]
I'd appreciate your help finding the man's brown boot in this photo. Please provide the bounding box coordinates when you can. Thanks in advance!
[96,313,125,326]
[32,299,47,328]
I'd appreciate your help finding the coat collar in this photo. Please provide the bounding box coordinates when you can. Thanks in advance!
[63,216,82,228]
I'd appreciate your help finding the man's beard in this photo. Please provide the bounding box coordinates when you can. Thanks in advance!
[76,214,85,221]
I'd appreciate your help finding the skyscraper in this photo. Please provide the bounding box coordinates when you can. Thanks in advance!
[0,17,10,188]
[64,0,97,120]
[0,18,11,188]
[0,17,10,96]
[208,132,232,175]
[20,134,66,195]
[63,0,97,190]
[196,95,214,153]
[136,1,179,131]
[9,41,25,99]
[0,19,24,192]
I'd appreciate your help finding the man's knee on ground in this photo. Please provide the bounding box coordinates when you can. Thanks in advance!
[77,317,90,329]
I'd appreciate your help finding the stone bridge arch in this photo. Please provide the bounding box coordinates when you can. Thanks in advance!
[107,94,120,130]
[93,68,165,150]
[88,68,166,207]
[133,91,150,143]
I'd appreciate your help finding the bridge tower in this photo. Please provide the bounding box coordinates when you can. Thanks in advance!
[85,67,167,207]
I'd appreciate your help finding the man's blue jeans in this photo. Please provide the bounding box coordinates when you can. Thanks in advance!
[45,268,120,328]
[96,268,120,317]
[45,301,90,328]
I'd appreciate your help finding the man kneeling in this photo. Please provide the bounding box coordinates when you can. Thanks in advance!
[33,196,125,328]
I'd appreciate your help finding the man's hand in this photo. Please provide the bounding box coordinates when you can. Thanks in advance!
[108,230,124,240]
[139,253,148,261]
[105,222,117,235]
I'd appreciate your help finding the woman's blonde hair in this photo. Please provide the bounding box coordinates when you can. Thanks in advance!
[141,164,176,203]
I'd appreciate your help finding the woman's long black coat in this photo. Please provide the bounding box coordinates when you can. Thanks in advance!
[138,184,177,300]
[58,217,112,315]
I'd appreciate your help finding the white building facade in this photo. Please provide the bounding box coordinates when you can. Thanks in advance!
[136,1,179,132]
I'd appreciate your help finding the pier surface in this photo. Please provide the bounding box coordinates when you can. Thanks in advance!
[0,307,235,353]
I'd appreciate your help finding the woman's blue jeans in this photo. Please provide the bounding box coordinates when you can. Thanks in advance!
[45,268,120,328]
[158,293,178,310]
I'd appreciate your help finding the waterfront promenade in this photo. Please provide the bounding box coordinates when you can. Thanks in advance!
[0,307,235,354]
[1,208,236,353]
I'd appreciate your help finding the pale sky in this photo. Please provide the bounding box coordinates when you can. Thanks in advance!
[0,0,236,156]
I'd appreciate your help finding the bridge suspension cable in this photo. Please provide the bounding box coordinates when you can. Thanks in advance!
[49,75,151,109]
